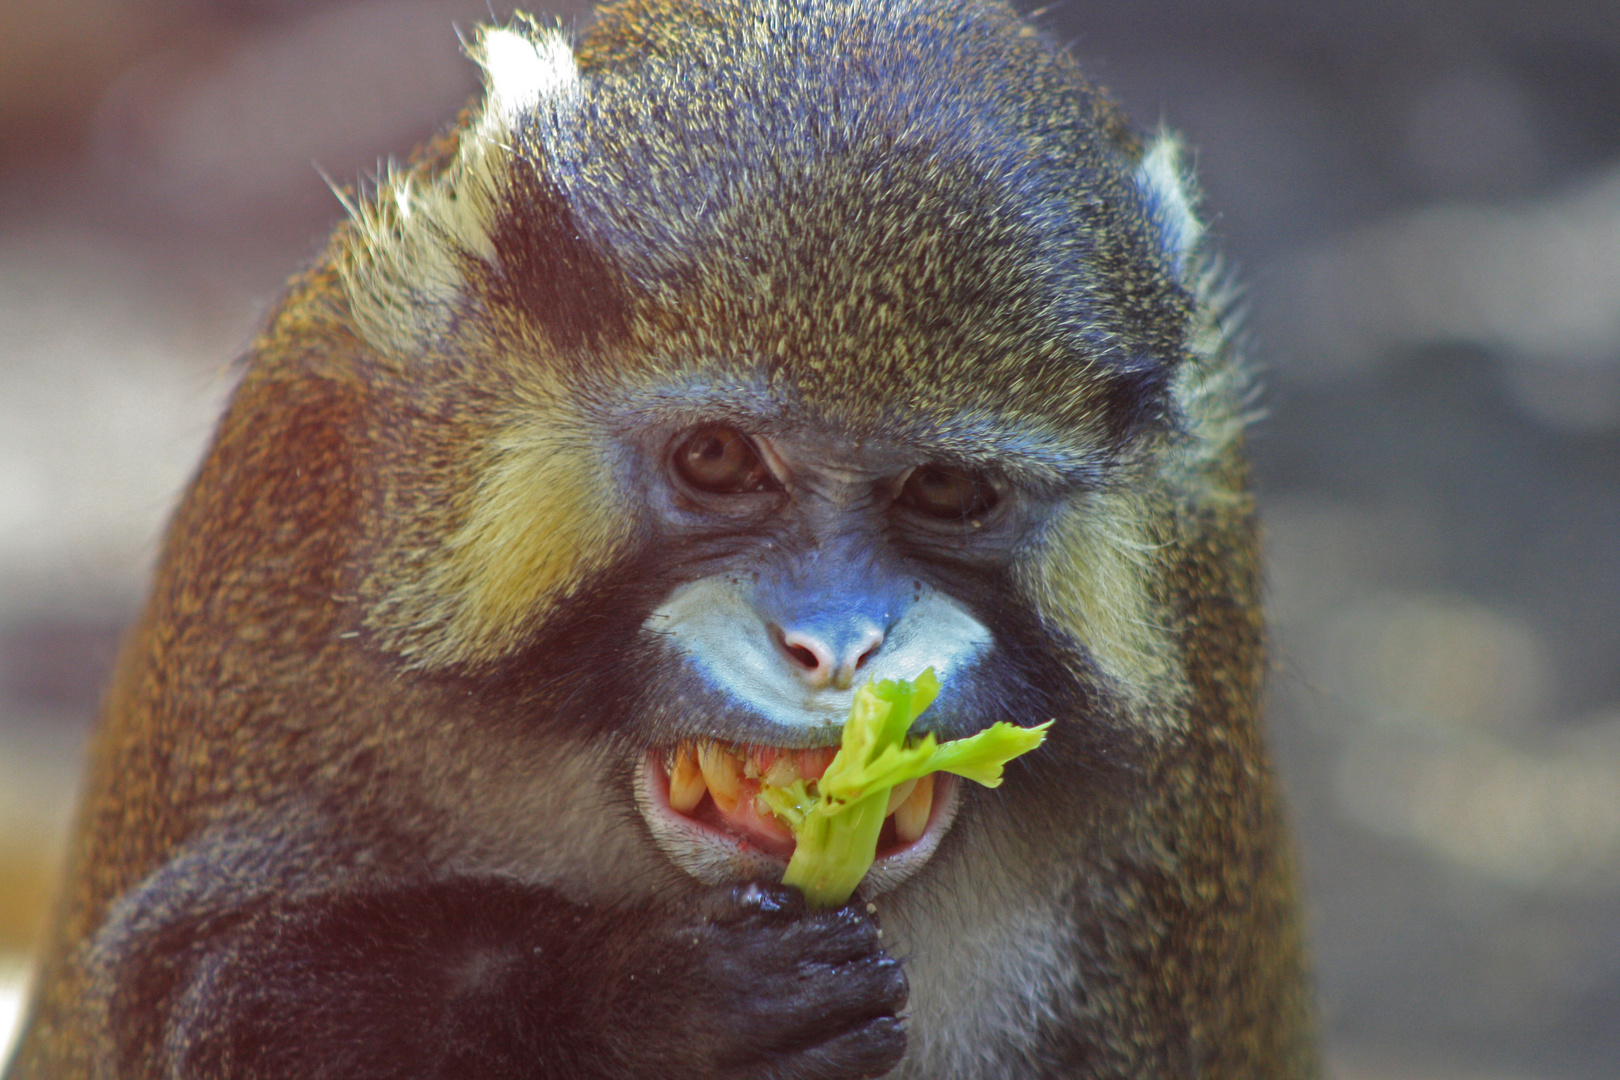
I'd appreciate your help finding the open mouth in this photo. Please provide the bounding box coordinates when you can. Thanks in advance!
[635,738,960,896]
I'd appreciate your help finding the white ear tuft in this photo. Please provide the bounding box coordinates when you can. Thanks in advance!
[339,21,582,356]
[1136,133,1204,276]
[476,25,579,127]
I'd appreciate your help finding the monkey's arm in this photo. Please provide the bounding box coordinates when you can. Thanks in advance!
[107,878,906,1080]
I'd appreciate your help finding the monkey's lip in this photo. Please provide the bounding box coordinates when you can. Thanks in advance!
[634,747,960,897]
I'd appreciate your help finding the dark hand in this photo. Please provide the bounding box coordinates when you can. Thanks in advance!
[611,882,908,1080]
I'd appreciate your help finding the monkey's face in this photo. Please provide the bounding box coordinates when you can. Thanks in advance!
[622,408,1083,890]
[349,350,1175,902]
[336,12,1237,903]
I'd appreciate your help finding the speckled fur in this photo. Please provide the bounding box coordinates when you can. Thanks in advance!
[8,2,1315,1077]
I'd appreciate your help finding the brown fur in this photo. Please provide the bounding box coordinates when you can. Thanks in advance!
[8,2,1315,1077]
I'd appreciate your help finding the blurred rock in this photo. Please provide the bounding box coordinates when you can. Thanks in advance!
[0,957,29,1071]
[1336,711,1620,893]
[0,617,124,714]
[1329,1057,1549,1080]
[1405,70,1546,199]
[0,0,174,167]
[1262,498,1444,630]
[89,0,592,231]
[1268,163,1620,423]
[1302,591,1620,890]
[0,700,87,949]
[92,0,477,226]
[1319,593,1551,735]
[0,225,239,622]
[1498,352,1620,432]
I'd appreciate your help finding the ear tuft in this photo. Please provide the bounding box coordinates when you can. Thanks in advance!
[1135,132,1204,278]
[337,18,582,357]
[474,23,580,130]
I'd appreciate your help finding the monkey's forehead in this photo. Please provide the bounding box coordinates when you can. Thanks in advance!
[577,0,1181,421]
[339,0,1207,451]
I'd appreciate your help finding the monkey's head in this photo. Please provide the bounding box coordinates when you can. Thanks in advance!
[5,6,1311,1077]
[208,0,1253,915]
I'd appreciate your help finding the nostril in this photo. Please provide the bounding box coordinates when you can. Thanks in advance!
[775,626,832,676]
[785,642,820,670]
[772,624,882,688]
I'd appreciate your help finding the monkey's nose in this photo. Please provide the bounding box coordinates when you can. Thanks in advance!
[775,624,885,690]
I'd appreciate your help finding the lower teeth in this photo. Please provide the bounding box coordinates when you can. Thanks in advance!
[664,739,933,845]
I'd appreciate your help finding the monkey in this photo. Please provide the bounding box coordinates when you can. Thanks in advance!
[4,0,1316,1076]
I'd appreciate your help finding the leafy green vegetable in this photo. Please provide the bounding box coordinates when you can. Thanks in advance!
[758,669,1051,908]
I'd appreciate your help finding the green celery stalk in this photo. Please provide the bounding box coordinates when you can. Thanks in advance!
[757,669,1052,908]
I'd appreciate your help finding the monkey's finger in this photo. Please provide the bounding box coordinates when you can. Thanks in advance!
[698,881,808,926]
[777,906,889,967]
[735,951,907,1045]
[753,1016,909,1080]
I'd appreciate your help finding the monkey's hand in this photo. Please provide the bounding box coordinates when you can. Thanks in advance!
[609,881,908,1080]
[112,876,905,1080]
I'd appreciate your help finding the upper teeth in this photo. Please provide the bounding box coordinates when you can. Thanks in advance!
[695,743,744,812]
[663,739,935,844]
[885,777,918,815]
[668,746,707,813]
[893,774,933,843]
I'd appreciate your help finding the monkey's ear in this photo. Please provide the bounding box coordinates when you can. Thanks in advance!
[475,20,580,130]
[338,18,587,357]
[1133,132,1205,283]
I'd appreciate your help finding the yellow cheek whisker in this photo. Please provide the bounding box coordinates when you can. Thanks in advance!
[369,413,631,669]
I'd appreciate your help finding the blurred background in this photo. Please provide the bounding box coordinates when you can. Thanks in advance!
[0,0,1616,1075]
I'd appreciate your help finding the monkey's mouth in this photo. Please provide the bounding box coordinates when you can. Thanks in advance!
[635,740,959,896]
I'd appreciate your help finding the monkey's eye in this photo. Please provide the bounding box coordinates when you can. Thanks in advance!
[672,425,777,494]
[897,465,999,520]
